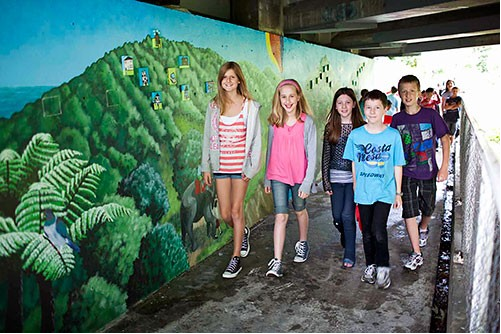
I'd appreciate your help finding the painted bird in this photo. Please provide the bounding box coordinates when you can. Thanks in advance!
[43,209,80,253]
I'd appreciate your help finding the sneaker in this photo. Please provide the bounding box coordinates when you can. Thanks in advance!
[376,267,391,289]
[293,241,310,263]
[361,264,377,284]
[222,256,242,279]
[404,252,424,270]
[419,228,429,247]
[240,226,250,257]
[266,258,283,277]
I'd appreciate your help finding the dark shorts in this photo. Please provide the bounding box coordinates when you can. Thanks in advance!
[213,173,242,180]
[445,119,457,135]
[401,176,437,219]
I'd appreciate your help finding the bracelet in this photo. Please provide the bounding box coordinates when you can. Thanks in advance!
[396,192,403,196]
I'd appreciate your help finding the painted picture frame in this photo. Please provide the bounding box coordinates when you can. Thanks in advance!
[151,92,162,110]
[180,84,190,100]
[152,29,162,48]
[167,68,177,85]
[121,55,134,76]
[204,81,215,94]
[138,67,150,87]
[177,55,190,69]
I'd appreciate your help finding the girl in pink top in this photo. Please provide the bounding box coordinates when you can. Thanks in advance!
[264,79,317,277]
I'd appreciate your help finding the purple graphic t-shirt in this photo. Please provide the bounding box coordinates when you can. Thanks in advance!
[390,107,448,180]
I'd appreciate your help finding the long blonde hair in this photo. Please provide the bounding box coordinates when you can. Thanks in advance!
[214,61,252,115]
[267,79,312,127]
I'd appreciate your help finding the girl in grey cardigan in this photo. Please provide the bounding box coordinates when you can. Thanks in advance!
[264,79,317,278]
[201,62,262,279]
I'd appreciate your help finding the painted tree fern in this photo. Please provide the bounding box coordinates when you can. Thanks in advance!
[0,133,131,332]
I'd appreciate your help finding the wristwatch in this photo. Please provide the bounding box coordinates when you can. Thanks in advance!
[396,192,403,196]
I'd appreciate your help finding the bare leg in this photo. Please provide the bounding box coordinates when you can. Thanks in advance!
[273,213,289,260]
[229,178,249,257]
[216,178,233,227]
[296,209,309,241]
[404,217,421,254]
[419,215,432,231]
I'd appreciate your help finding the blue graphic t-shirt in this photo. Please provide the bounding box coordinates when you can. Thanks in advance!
[390,107,449,180]
[343,126,406,205]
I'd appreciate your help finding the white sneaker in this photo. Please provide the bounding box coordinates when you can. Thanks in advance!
[419,228,429,247]
[404,252,424,270]
[376,267,391,289]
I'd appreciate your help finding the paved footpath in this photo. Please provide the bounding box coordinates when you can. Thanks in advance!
[103,188,444,333]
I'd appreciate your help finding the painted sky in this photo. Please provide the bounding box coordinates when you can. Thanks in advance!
[0,0,271,87]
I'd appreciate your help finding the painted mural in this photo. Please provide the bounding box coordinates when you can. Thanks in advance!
[0,0,373,332]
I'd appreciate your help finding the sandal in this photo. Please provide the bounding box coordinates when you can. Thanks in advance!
[342,259,354,269]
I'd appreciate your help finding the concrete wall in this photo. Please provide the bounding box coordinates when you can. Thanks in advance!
[0,0,374,331]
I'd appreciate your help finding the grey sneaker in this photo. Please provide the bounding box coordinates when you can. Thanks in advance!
[376,267,391,289]
[266,258,283,277]
[222,256,242,279]
[419,228,429,247]
[361,264,377,284]
[240,226,250,257]
[404,252,424,270]
[293,241,310,263]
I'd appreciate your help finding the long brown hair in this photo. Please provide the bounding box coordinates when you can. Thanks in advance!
[268,79,313,127]
[214,61,252,115]
[325,87,364,143]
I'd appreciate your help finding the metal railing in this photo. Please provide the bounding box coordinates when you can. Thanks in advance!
[454,110,500,332]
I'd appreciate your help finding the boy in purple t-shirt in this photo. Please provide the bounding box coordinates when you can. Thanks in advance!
[390,75,450,271]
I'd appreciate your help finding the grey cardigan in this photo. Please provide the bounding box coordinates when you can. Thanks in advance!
[201,99,262,179]
[264,115,317,194]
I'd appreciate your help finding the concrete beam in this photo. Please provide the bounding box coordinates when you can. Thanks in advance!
[284,0,499,33]
[358,33,501,57]
[329,9,500,49]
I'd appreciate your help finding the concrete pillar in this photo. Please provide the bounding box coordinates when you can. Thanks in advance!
[231,0,283,35]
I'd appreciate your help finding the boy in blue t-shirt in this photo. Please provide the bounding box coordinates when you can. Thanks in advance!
[344,90,406,289]
[390,75,450,271]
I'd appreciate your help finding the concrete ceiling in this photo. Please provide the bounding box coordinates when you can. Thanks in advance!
[141,0,500,58]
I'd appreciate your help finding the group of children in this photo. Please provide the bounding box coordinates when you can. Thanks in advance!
[201,62,451,289]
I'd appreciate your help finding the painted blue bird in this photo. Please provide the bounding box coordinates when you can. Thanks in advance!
[43,209,80,253]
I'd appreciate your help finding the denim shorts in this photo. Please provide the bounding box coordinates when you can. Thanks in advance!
[270,180,306,214]
[213,173,242,180]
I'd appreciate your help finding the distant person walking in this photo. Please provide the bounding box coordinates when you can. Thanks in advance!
[386,86,400,116]
[264,79,317,278]
[201,61,262,279]
[321,87,365,269]
[440,79,455,113]
[443,86,463,140]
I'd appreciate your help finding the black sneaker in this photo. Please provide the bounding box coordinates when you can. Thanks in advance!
[266,258,283,277]
[222,256,242,279]
[240,226,250,257]
[293,241,310,263]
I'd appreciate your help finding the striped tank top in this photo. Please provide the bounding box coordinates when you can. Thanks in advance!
[217,102,247,173]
